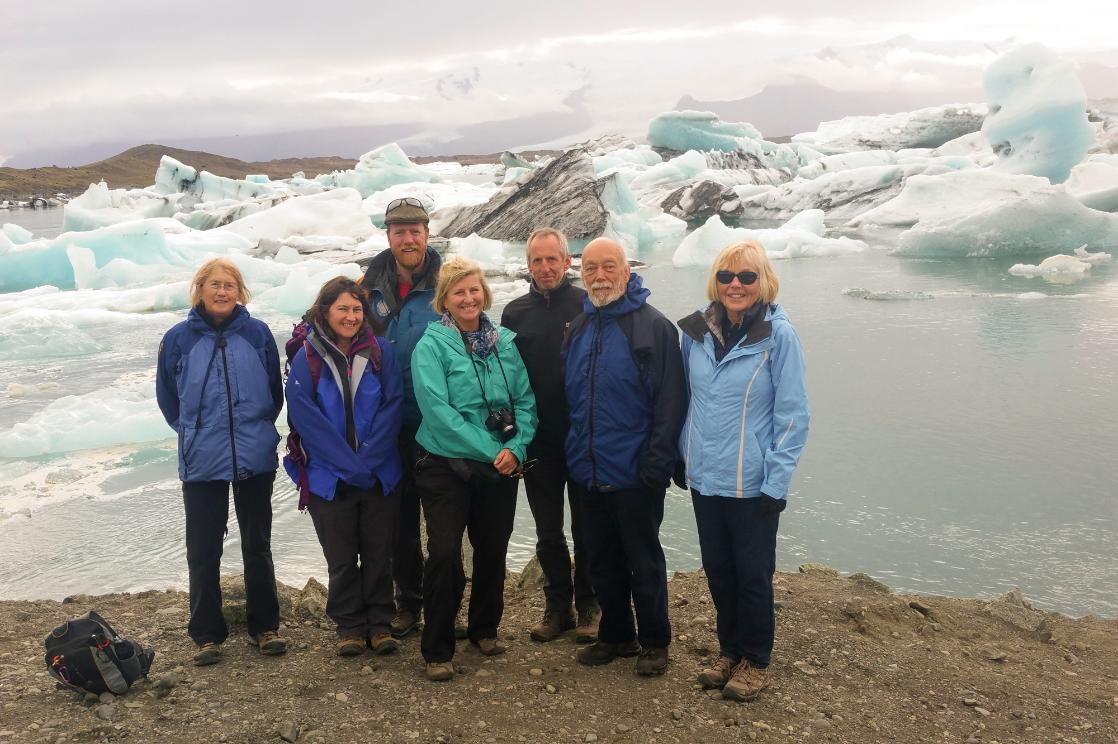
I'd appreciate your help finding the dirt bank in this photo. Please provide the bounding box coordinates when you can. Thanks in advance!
[1,565,1115,744]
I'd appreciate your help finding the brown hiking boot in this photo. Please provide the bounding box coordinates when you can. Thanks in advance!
[634,647,669,676]
[192,641,222,666]
[723,660,769,701]
[369,633,399,655]
[336,635,365,657]
[530,606,576,642]
[698,656,737,688]
[254,630,287,656]
[576,639,641,666]
[390,609,420,639]
[425,661,455,681]
[470,637,507,656]
[574,607,601,644]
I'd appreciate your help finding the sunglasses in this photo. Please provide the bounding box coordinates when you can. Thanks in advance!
[715,270,759,286]
[386,197,426,210]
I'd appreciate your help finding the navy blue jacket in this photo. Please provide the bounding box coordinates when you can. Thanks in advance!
[562,274,687,491]
[156,305,283,483]
[284,326,404,500]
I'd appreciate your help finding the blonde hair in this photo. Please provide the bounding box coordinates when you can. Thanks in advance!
[190,257,249,307]
[526,227,570,260]
[433,255,493,315]
[707,240,780,304]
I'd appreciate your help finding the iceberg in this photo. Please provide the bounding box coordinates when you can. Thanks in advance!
[62,182,181,232]
[221,188,375,245]
[796,151,899,180]
[647,110,762,153]
[251,260,364,317]
[1065,155,1118,212]
[315,143,440,198]
[851,170,1118,257]
[154,156,278,201]
[362,182,498,228]
[737,164,910,222]
[446,234,518,272]
[2,223,34,245]
[0,219,253,293]
[0,382,171,458]
[672,211,866,267]
[793,104,987,152]
[981,44,1093,184]
[1008,252,1102,283]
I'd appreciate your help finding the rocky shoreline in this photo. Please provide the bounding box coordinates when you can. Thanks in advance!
[1,565,1115,744]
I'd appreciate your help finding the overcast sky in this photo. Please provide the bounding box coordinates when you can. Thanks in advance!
[2,0,1116,166]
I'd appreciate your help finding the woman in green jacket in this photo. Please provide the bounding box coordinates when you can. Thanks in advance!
[411,255,538,681]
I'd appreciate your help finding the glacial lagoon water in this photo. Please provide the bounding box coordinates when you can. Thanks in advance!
[1,209,1115,616]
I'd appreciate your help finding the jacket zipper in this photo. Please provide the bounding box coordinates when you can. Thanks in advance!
[587,313,602,486]
[218,334,239,481]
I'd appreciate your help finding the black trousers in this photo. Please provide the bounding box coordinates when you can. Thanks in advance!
[416,453,518,663]
[182,471,280,645]
[691,491,780,668]
[393,428,424,615]
[580,487,671,649]
[523,447,596,612]
[307,483,399,637]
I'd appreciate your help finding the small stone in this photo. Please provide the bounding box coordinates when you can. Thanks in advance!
[671,709,683,721]
[94,705,115,722]
[974,707,991,716]
[545,684,557,694]
[963,698,979,707]
[123,702,143,709]
[585,735,598,742]
[83,693,99,707]
[278,722,299,743]
[529,668,544,677]
[360,665,374,676]
[476,669,493,678]
[335,692,348,703]
[154,673,181,690]
[98,692,115,705]
[1064,652,1079,664]
[616,724,630,732]
[752,721,772,730]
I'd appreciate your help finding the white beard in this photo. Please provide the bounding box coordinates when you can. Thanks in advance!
[587,281,626,307]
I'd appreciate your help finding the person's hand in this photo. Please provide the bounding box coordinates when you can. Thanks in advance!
[493,448,520,475]
[758,493,787,514]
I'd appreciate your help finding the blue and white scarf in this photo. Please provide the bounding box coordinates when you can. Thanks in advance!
[441,311,499,358]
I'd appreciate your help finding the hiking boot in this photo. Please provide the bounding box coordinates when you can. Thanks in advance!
[530,606,576,643]
[390,609,420,639]
[634,647,669,676]
[425,661,455,682]
[254,630,287,656]
[470,637,507,656]
[336,635,366,657]
[698,656,737,689]
[574,607,601,644]
[723,660,768,701]
[576,639,641,666]
[192,641,222,666]
[369,633,399,656]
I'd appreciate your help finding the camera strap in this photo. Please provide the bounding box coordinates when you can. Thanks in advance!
[463,332,514,416]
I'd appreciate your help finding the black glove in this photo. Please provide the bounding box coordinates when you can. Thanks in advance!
[758,493,787,514]
[672,461,687,491]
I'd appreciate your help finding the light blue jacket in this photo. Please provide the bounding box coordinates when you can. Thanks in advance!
[678,302,809,501]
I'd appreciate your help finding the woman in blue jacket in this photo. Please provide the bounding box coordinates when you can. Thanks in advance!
[156,257,286,666]
[677,240,809,702]
[285,276,404,658]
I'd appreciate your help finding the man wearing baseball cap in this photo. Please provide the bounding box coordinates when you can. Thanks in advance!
[360,197,442,638]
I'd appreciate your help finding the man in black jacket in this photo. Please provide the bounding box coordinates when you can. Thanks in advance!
[501,228,600,644]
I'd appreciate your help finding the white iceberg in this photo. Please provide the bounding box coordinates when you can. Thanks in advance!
[154,155,278,201]
[62,182,182,232]
[981,44,1093,184]
[221,188,375,245]
[1065,154,1118,212]
[1008,253,1096,283]
[852,170,1118,257]
[672,211,866,267]
[2,223,34,245]
[315,143,440,198]
[793,104,987,152]
[362,182,498,228]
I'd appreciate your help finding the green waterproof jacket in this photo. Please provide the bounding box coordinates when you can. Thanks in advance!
[412,321,538,464]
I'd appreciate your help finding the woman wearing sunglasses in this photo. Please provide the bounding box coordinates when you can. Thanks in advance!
[410,256,537,681]
[676,240,810,702]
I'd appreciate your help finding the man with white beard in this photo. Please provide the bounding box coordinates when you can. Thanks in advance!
[561,237,687,676]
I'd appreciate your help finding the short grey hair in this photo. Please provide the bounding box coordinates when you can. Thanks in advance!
[526,227,570,260]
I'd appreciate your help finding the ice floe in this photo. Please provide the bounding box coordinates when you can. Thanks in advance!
[792,104,987,152]
[672,211,866,267]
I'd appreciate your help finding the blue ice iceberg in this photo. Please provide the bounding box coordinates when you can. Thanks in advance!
[647,111,762,153]
[982,44,1093,184]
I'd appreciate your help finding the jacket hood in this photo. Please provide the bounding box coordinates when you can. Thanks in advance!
[582,273,649,318]
[187,304,249,335]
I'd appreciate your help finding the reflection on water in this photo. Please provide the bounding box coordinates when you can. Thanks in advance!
[1,226,1115,617]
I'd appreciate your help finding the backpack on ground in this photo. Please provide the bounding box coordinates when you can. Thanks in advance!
[44,611,155,695]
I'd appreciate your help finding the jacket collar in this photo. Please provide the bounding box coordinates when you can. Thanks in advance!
[529,276,577,303]
[581,273,649,318]
[188,304,247,335]
[678,301,773,348]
